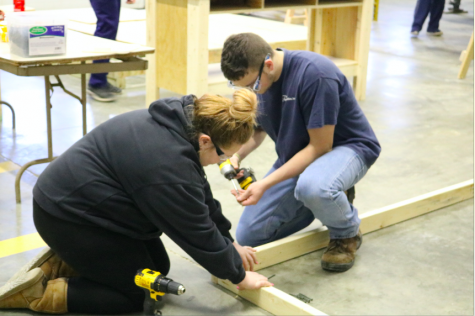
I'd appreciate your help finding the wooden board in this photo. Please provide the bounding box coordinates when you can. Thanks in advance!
[252,180,474,271]
[458,31,474,79]
[211,276,327,316]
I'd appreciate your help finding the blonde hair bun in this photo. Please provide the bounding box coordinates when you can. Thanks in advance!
[192,90,258,148]
[229,89,258,126]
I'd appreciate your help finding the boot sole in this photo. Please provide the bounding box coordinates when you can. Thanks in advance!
[321,232,363,272]
[0,268,44,300]
[322,261,354,272]
[9,247,53,283]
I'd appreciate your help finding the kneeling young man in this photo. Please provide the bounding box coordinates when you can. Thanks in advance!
[221,33,381,272]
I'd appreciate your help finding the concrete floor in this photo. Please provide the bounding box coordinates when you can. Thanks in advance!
[0,0,473,314]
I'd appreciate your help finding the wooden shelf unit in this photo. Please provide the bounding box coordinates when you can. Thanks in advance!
[145,0,373,104]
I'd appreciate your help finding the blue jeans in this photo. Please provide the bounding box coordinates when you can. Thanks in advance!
[236,146,368,247]
[89,0,121,88]
[411,0,445,32]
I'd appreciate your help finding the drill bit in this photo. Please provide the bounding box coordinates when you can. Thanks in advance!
[232,179,240,197]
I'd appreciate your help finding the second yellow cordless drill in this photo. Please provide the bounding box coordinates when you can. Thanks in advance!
[219,159,256,195]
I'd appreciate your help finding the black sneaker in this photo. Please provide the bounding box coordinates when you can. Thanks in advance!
[87,85,118,102]
[104,82,122,95]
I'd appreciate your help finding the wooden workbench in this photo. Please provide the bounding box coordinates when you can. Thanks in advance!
[145,0,373,104]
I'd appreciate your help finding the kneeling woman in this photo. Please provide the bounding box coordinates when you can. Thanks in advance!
[0,89,271,314]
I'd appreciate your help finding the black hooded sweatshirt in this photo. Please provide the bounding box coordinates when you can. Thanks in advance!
[33,95,246,284]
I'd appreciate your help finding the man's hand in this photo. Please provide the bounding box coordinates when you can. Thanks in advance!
[237,271,273,290]
[233,242,258,271]
[232,180,267,206]
[126,0,136,4]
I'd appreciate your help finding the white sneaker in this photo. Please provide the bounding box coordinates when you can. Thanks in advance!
[427,30,443,36]
[410,30,419,37]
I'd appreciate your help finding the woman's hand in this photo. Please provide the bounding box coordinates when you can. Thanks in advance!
[233,242,258,271]
[237,271,274,290]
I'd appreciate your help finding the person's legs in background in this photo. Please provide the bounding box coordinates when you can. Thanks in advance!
[411,0,431,36]
[427,0,445,35]
[88,0,122,102]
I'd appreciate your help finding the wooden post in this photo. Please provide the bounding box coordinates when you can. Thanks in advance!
[353,0,373,100]
[145,0,159,105]
[306,8,322,53]
[153,0,209,97]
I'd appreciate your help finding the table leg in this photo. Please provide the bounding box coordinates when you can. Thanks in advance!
[15,76,57,203]
[0,100,16,130]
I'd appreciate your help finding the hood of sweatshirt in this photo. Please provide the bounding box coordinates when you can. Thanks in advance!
[147,95,198,150]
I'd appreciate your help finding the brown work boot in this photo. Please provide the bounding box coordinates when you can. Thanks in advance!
[321,229,362,272]
[10,247,78,283]
[0,267,68,313]
[345,186,355,204]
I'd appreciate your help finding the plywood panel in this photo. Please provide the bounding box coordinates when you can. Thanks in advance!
[320,8,337,56]
[320,7,357,59]
[334,6,357,59]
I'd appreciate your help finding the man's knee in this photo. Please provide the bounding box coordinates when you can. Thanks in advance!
[295,179,333,210]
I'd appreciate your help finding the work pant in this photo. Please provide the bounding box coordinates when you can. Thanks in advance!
[236,146,368,247]
[33,200,170,314]
[411,0,445,32]
[89,0,121,88]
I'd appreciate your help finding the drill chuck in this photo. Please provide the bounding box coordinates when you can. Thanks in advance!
[152,276,186,296]
[219,159,256,190]
[219,160,237,180]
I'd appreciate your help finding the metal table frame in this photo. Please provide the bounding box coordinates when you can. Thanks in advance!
[0,57,149,203]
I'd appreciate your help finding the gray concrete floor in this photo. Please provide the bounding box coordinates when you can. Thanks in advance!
[0,0,473,314]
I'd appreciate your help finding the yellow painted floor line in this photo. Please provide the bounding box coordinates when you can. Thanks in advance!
[0,233,46,259]
[0,161,20,174]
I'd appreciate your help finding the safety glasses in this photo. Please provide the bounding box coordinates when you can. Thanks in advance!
[213,141,231,162]
[228,53,271,92]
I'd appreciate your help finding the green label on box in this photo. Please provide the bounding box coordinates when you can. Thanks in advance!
[29,26,47,35]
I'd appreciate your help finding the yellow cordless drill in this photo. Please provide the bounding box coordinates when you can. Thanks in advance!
[135,269,185,316]
[219,159,256,196]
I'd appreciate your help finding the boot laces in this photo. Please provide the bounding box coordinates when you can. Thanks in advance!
[327,239,348,252]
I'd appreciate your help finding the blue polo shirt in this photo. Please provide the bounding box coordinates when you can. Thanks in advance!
[257,49,381,169]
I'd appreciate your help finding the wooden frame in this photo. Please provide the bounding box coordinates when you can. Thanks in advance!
[254,179,473,271]
[213,180,473,315]
[458,31,474,79]
[211,276,327,316]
